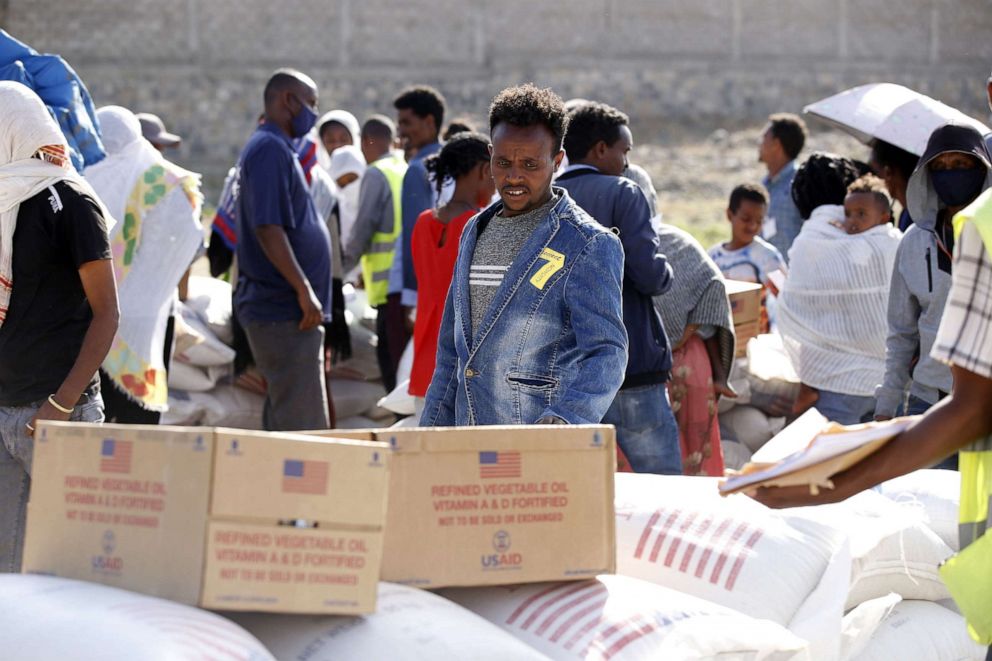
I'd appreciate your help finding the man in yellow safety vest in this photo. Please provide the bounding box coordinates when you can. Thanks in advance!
[342,115,408,392]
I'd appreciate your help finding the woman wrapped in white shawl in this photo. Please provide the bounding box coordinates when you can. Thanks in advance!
[84,106,203,418]
[778,153,901,424]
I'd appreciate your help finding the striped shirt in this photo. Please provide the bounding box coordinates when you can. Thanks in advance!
[932,221,992,380]
[469,196,557,335]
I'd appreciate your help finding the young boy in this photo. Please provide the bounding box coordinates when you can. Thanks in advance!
[841,174,893,235]
[709,184,787,287]
[709,184,787,332]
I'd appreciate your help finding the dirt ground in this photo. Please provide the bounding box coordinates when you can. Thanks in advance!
[633,126,866,249]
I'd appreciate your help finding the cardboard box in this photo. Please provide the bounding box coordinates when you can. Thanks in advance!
[309,425,616,588]
[726,279,763,325]
[734,319,761,358]
[22,422,390,614]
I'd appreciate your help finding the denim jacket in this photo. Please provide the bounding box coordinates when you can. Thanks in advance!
[421,189,628,426]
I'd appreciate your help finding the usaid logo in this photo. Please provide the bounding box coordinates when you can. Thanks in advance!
[226,439,243,456]
[193,435,206,452]
[92,530,123,574]
[591,432,603,448]
[482,530,522,570]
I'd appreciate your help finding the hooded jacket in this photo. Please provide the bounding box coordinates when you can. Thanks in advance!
[876,123,992,417]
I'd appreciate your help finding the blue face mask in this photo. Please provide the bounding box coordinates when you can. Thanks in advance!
[290,96,318,138]
[931,167,986,207]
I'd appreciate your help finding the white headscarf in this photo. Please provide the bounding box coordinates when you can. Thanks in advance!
[314,110,361,171]
[0,81,112,327]
[329,145,366,246]
[84,106,161,223]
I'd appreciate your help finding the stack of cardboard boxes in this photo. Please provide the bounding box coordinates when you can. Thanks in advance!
[21,422,616,615]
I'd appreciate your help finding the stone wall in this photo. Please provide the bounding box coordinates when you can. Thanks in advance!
[4,0,990,191]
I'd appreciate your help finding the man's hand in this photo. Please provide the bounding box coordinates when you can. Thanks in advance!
[713,380,738,400]
[298,286,323,331]
[536,415,567,425]
[403,305,416,335]
[874,414,892,422]
[26,399,72,438]
[751,482,852,509]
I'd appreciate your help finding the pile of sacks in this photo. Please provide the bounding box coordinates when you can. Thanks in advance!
[8,470,979,660]
[161,277,394,429]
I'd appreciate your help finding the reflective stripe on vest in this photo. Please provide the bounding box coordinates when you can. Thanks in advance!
[361,154,407,306]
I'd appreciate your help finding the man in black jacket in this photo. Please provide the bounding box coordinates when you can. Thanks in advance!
[557,101,680,474]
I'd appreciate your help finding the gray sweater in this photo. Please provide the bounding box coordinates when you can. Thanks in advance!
[469,196,556,334]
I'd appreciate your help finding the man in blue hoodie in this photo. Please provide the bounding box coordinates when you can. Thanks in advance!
[875,123,992,468]
[556,101,678,474]
[420,85,627,428]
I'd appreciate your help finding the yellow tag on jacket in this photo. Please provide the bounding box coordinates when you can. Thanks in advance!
[530,247,565,290]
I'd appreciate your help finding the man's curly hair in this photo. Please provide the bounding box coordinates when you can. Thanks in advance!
[488,83,568,153]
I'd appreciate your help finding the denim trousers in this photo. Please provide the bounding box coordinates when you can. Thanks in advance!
[814,389,876,425]
[0,391,104,572]
[602,382,683,475]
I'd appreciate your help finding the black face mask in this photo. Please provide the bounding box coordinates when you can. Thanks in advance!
[931,167,986,207]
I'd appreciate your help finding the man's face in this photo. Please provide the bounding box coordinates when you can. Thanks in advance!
[758,126,778,165]
[397,108,434,152]
[600,124,632,177]
[320,122,353,156]
[727,199,766,246]
[490,123,563,217]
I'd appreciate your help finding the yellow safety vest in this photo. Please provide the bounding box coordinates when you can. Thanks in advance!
[361,154,407,307]
[939,188,992,645]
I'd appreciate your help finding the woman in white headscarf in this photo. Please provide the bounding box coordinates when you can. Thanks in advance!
[0,81,119,571]
[328,144,367,247]
[84,105,203,423]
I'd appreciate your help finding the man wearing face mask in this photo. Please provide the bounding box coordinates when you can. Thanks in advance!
[233,69,332,431]
[875,123,992,448]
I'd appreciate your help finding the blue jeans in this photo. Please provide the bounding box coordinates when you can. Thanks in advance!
[906,394,958,471]
[0,391,104,572]
[602,383,682,475]
[814,390,875,425]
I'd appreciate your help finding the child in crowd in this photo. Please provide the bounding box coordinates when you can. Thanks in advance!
[409,132,495,412]
[840,174,893,235]
[709,184,787,331]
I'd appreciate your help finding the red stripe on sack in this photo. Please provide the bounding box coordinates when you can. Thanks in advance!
[679,516,713,573]
[603,618,661,660]
[535,584,608,636]
[506,583,570,626]
[695,517,733,578]
[550,597,609,643]
[156,627,247,661]
[663,511,699,568]
[564,612,608,650]
[724,528,764,591]
[633,509,662,559]
[581,615,645,658]
[649,510,682,563]
[124,616,252,653]
[0,275,12,288]
[710,522,750,586]
[521,582,594,631]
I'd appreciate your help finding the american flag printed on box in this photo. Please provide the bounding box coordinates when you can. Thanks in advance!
[282,459,329,495]
[100,439,132,474]
[479,451,521,479]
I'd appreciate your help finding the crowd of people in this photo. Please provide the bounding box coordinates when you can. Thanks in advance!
[3,61,992,646]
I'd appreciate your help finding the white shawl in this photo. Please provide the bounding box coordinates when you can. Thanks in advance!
[778,205,902,396]
[0,81,113,327]
[85,106,203,410]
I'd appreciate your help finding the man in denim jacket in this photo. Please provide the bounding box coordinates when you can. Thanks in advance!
[420,84,627,426]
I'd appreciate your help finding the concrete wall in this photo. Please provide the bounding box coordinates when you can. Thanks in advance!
[3,0,990,190]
